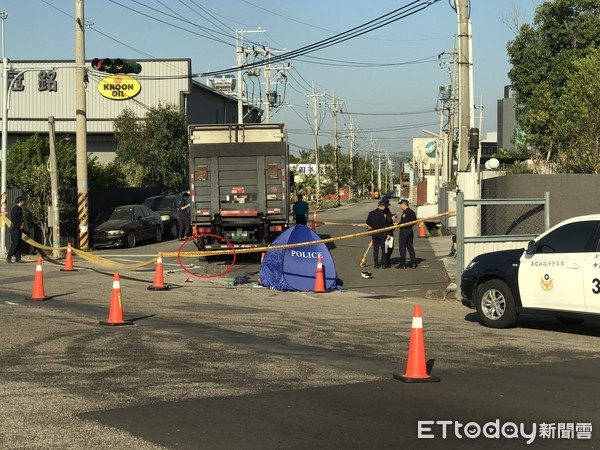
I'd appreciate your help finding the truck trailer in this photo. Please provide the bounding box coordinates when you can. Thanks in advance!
[188,123,290,249]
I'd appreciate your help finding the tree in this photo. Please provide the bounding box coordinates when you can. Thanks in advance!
[7,135,122,244]
[507,0,600,171]
[113,103,188,193]
[554,48,600,172]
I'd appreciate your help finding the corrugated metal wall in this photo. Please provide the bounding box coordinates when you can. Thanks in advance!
[0,59,190,133]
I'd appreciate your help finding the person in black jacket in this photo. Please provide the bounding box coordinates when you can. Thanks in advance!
[178,192,191,240]
[7,196,26,263]
[396,199,417,269]
[366,200,389,268]
[381,198,398,268]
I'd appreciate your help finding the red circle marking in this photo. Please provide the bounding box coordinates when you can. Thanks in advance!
[177,234,237,279]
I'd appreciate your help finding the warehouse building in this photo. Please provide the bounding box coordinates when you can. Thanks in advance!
[0,58,260,163]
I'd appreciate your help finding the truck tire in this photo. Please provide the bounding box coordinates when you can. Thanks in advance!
[475,279,517,328]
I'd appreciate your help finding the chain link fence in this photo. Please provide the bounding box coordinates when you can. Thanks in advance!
[455,191,550,296]
[479,186,550,236]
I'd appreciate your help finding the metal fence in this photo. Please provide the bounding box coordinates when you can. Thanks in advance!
[455,191,550,294]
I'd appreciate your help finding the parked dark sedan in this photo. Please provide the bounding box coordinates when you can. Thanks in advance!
[91,204,163,249]
[143,193,183,239]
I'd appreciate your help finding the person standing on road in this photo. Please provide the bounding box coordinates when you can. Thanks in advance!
[396,199,417,269]
[7,196,26,263]
[178,192,191,241]
[366,200,390,268]
[381,198,398,267]
[292,193,309,226]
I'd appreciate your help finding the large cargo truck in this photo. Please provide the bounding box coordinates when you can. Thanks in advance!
[188,123,290,249]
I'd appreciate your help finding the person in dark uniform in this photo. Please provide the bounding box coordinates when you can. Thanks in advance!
[292,194,309,226]
[366,200,389,268]
[178,192,191,240]
[381,198,397,268]
[7,196,26,263]
[396,199,417,269]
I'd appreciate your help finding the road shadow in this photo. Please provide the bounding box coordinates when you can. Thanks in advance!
[464,312,600,337]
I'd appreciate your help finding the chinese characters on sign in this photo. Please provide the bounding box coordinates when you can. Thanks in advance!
[38,71,57,92]
[7,70,58,92]
[8,72,24,91]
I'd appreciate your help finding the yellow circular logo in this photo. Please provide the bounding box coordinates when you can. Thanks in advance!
[97,75,141,100]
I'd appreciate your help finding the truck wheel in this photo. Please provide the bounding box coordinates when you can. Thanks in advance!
[475,279,517,328]
[127,230,136,248]
[170,221,178,239]
[155,226,162,243]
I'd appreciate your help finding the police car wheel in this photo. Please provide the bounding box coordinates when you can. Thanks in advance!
[555,317,586,325]
[475,279,517,328]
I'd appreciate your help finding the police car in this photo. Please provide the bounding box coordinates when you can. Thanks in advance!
[461,214,600,328]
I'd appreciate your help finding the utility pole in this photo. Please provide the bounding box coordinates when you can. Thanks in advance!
[370,135,375,193]
[263,49,291,124]
[235,29,266,124]
[377,144,382,195]
[447,45,458,182]
[48,116,61,258]
[384,151,388,192]
[475,95,484,194]
[348,121,355,176]
[0,11,8,254]
[236,30,244,124]
[332,95,340,207]
[75,0,89,250]
[456,0,472,172]
[389,154,394,193]
[264,53,270,123]
[307,84,323,210]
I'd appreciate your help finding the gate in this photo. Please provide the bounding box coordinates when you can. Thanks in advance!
[455,191,550,297]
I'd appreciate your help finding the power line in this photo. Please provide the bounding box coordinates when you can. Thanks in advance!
[242,0,449,43]
[198,0,442,77]
[106,0,234,46]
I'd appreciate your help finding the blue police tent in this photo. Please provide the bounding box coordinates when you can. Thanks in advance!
[259,224,340,291]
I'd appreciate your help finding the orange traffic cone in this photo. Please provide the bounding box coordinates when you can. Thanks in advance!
[311,211,317,231]
[418,222,428,238]
[393,305,439,383]
[148,253,170,291]
[60,242,77,272]
[30,256,48,301]
[100,273,133,326]
[313,257,327,293]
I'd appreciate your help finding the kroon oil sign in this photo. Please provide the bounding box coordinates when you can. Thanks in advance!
[97,75,141,100]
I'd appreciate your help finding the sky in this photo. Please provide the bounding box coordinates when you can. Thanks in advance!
[3,0,540,159]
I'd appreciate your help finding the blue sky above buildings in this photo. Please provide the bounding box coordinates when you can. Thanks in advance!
[5,0,537,157]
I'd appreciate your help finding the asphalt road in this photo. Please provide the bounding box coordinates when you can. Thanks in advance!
[1,199,599,449]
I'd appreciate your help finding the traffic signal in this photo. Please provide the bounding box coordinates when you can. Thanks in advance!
[91,58,142,74]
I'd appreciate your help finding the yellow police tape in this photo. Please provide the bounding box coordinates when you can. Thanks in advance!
[1,211,455,270]
[1,214,153,270]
